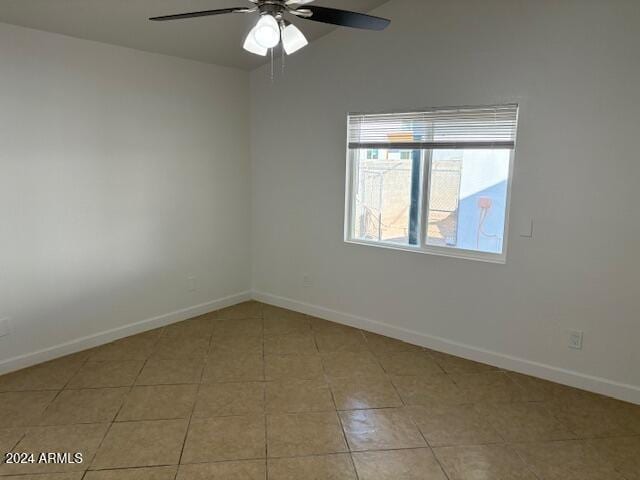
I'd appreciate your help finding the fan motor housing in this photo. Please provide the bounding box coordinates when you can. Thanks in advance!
[257,1,287,18]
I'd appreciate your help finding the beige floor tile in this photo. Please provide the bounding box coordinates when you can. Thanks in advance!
[263,306,311,335]
[315,332,368,353]
[310,318,361,335]
[363,333,423,356]
[434,445,537,480]
[89,336,158,361]
[0,423,108,474]
[163,317,214,338]
[125,329,165,341]
[429,351,498,375]
[210,334,263,354]
[352,449,448,480]
[264,334,317,355]
[193,383,264,418]
[407,404,503,447]
[266,379,334,413]
[0,428,24,452]
[268,454,356,480]
[203,353,264,382]
[514,440,624,479]
[267,412,347,458]
[39,388,128,425]
[211,318,264,336]
[507,372,577,402]
[117,385,197,421]
[181,415,266,463]
[0,391,57,427]
[378,352,444,377]
[263,305,306,320]
[151,337,210,360]
[475,402,576,442]
[177,460,266,480]
[551,394,640,438]
[265,355,324,381]
[450,372,528,403]
[135,358,204,385]
[0,357,85,392]
[66,360,144,389]
[263,318,311,337]
[330,376,402,410]
[391,375,463,406]
[321,352,385,379]
[91,419,188,469]
[84,466,178,480]
[589,436,640,480]
[0,474,83,480]
[215,301,263,320]
[339,409,426,451]
[7,305,640,480]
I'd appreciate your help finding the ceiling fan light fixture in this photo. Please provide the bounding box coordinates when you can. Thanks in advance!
[243,31,268,56]
[282,23,308,55]
[251,14,281,49]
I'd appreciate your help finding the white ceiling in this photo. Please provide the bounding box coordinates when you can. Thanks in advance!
[0,0,388,70]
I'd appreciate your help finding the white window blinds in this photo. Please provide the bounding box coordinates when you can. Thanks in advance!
[348,104,519,150]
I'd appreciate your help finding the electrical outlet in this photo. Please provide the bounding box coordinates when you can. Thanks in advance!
[187,276,197,292]
[568,330,583,350]
[0,318,10,337]
[302,274,312,287]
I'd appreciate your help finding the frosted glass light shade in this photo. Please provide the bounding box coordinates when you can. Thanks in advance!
[243,31,268,56]
[252,15,280,49]
[282,23,308,55]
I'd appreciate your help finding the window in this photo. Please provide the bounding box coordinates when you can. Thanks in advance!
[345,104,519,263]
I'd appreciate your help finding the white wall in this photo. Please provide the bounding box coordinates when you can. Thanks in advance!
[251,0,640,400]
[0,23,251,368]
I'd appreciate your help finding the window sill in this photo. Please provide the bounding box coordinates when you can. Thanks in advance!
[344,238,507,264]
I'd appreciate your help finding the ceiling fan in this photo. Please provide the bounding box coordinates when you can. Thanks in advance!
[149,0,390,57]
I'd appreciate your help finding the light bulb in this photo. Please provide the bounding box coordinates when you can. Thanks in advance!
[243,31,268,56]
[252,15,280,49]
[282,23,308,55]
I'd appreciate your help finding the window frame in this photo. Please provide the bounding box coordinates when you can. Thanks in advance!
[343,107,517,265]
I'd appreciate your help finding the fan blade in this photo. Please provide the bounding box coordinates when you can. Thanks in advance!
[149,7,248,21]
[302,6,390,30]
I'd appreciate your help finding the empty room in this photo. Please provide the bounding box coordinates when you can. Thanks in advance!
[1,0,639,478]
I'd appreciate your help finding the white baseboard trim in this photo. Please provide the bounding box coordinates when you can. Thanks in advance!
[0,291,252,376]
[252,290,640,405]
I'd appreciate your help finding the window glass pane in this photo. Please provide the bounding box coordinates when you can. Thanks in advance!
[352,149,419,245]
[426,149,510,254]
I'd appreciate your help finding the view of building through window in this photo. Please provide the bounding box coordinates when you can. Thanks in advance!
[353,149,417,245]
[351,148,510,255]
[426,149,510,254]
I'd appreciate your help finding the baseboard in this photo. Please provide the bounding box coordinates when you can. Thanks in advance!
[252,290,640,405]
[0,291,252,376]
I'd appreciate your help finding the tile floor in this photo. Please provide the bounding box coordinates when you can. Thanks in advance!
[0,301,639,479]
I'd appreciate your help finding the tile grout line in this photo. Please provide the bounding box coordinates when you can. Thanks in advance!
[260,307,269,480]
[87,331,162,474]
[88,336,157,477]
[34,351,95,428]
[173,323,216,470]
[509,443,544,480]
[386,365,452,480]
[320,340,359,478]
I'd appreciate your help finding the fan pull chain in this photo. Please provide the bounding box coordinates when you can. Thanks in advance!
[281,44,285,76]
[270,48,274,83]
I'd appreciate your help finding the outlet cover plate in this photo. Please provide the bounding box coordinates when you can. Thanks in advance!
[568,330,584,350]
